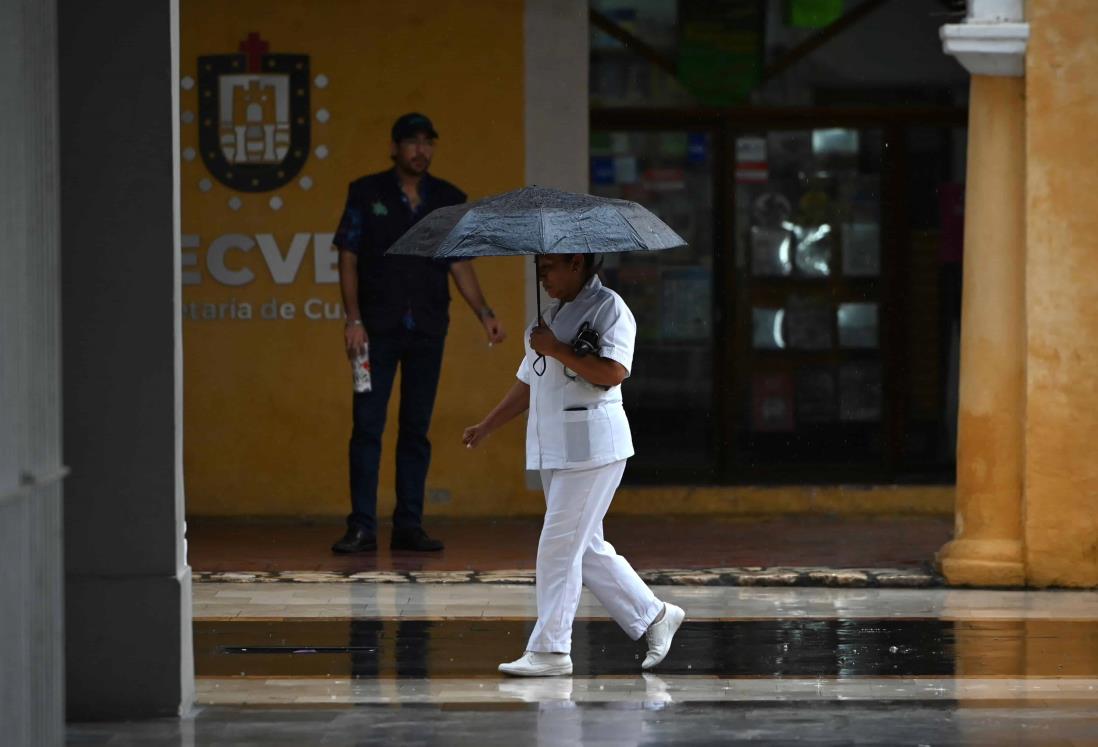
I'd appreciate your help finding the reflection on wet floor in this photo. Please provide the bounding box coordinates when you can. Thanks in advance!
[67,701,1098,746]
[195,618,1098,679]
[73,585,1098,745]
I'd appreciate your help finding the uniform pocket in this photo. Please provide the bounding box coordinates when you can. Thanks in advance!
[562,408,612,464]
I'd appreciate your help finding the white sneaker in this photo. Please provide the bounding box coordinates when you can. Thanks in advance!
[498,651,573,677]
[642,603,685,670]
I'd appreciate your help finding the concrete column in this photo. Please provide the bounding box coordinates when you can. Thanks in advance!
[524,0,589,194]
[522,0,588,490]
[523,0,589,325]
[60,0,193,718]
[937,1,1029,586]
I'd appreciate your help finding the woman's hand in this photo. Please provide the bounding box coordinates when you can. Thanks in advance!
[462,422,491,449]
[529,318,562,357]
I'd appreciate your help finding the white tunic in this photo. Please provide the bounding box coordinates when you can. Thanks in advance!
[516,275,636,470]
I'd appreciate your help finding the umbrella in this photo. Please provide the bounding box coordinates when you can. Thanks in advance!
[386,185,686,373]
[386,185,686,315]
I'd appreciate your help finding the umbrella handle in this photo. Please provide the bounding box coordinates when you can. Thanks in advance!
[534,254,546,377]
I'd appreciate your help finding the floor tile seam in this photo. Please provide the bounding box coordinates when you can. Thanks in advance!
[192,613,1098,623]
[194,586,1098,604]
[191,689,1098,703]
[191,697,1098,705]
[193,674,1098,682]
[196,581,1096,594]
[192,606,1098,618]
[192,592,1098,602]
[192,593,1098,602]
[193,567,948,588]
[189,697,1098,707]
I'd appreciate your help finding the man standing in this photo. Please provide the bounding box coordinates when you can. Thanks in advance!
[331,113,505,553]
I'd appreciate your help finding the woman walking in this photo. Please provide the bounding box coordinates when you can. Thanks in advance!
[463,253,685,677]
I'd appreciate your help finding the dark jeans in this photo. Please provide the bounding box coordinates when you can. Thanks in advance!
[348,329,446,534]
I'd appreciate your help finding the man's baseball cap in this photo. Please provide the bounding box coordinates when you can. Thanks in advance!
[391,112,439,141]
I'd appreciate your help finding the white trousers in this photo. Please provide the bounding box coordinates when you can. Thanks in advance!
[526,460,663,654]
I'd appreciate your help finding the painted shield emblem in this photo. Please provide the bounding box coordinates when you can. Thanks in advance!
[198,34,309,193]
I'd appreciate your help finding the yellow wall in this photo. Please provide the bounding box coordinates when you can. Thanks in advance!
[1023,0,1098,586]
[181,0,536,517]
[180,1,953,520]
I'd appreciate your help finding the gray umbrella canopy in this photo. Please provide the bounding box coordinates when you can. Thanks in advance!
[386,186,686,259]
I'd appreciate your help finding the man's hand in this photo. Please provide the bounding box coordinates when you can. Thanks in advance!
[529,317,562,357]
[482,314,506,346]
[344,321,368,360]
[451,262,506,345]
[462,422,490,449]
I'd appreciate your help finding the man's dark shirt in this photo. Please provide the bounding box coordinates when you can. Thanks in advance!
[333,169,466,336]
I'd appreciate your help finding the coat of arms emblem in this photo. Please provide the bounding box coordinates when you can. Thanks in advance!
[198,34,309,192]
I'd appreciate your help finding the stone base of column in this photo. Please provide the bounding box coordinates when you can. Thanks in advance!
[65,566,194,720]
[937,538,1025,586]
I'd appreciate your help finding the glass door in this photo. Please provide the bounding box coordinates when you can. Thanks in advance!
[729,127,887,478]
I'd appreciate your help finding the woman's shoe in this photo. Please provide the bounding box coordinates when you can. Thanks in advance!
[642,603,685,669]
[498,651,573,677]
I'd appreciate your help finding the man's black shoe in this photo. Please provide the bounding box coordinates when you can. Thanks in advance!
[390,527,444,552]
[331,526,377,553]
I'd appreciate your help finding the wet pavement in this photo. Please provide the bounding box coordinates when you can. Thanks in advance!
[196,618,1098,678]
[66,702,1098,746]
[68,583,1098,745]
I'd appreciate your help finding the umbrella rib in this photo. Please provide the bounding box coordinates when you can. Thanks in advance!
[538,202,546,257]
[445,211,485,257]
[580,208,594,254]
[615,209,648,250]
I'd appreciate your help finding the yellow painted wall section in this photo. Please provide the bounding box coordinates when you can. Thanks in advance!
[1023,0,1098,586]
[179,1,953,521]
[180,0,535,517]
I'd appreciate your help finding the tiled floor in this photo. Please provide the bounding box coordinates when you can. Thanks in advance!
[194,582,1098,620]
[194,675,1098,705]
[69,578,1098,744]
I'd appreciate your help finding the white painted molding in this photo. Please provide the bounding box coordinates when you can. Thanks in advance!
[942,0,1027,78]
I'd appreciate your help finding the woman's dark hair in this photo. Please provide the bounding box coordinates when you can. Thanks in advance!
[581,253,604,278]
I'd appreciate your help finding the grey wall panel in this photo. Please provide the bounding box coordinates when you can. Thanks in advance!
[0,0,65,742]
